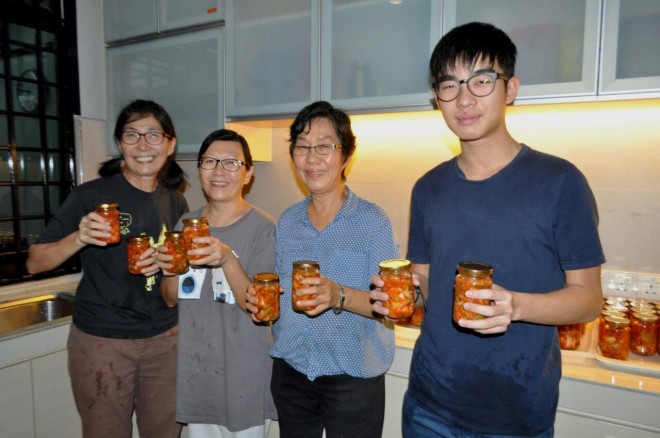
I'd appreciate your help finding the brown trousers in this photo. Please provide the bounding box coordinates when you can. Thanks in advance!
[67,324,181,438]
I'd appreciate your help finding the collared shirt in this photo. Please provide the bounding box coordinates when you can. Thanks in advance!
[271,187,399,380]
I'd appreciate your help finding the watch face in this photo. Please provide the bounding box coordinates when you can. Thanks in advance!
[17,70,39,113]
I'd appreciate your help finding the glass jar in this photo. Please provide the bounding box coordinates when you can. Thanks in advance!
[164,231,188,274]
[94,202,120,244]
[182,217,210,261]
[379,259,414,320]
[598,315,630,360]
[127,236,152,275]
[630,311,659,356]
[599,308,627,334]
[453,261,493,323]
[291,260,320,311]
[558,323,582,350]
[253,272,280,322]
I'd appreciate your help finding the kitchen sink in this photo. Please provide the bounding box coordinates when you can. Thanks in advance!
[0,292,75,337]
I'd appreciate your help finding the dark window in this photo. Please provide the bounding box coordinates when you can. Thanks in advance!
[0,0,80,285]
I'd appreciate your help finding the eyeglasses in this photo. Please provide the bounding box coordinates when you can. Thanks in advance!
[120,130,171,145]
[432,71,509,102]
[292,144,342,156]
[198,157,245,172]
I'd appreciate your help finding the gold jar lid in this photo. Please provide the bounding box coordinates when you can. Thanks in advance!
[293,260,320,270]
[601,308,626,318]
[94,202,118,209]
[457,261,493,276]
[379,259,411,271]
[254,272,279,283]
[165,231,184,240]
[603,315,630,326]
[183,217,209,226]
[127,235,151,243]
[632,311,659,323]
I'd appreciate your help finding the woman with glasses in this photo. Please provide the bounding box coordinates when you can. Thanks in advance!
[158,129,276,438]
[247,101,399,438]
[26,99,188,438]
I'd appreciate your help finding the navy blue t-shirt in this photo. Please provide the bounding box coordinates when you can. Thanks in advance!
[406,145,604,435]
[36,173,188,339]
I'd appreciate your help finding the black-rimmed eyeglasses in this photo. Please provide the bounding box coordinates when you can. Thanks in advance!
[198,157,245,172]
[432,71,509,102]
[120,130,171,145]
[292,144,342,156]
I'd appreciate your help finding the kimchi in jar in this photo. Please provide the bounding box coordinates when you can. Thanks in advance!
[94,202,121,244]
[630,311,658,356]
[182,217,210,261]
[253,272,280,322]
[598,315,630,360]
[164,231,188,274]
[292,260,320,311]
[379,259,414,320]
[558,323,582,350]
[127,236,151,275]
[453,262,493,323]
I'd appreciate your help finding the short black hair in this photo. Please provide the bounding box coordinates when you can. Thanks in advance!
[430,22,517,82]
[289,101,356,181]
[197,129,253,170]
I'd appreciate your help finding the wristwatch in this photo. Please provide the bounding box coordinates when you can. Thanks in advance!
[333,285,345,314]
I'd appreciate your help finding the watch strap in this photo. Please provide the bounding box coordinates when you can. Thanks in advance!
[333,285,345,314]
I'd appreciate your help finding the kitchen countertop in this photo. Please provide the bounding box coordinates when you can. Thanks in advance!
[393,323,660,396]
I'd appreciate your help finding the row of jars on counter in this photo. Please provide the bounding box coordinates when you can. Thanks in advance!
[558,297,660,360]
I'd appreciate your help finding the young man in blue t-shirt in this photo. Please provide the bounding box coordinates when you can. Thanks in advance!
[372,22,604,437]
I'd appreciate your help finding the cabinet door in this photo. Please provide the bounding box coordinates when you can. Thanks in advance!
[159,0,223,32]
[104,0,159,43]
[444,0,600,101]
[106,28,223,157]
[321,0,441,111]
[33,351,81,438]
[225,0,320,117]
[0,362,34,438]
[600,0,660,96]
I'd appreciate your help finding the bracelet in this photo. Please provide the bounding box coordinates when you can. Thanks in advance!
[333,285,345,314]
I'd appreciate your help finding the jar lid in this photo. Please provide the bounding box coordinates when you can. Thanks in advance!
[601,308,626,318]
[165,231,184,238]
[632,311,659,322]
[254,272,279,283]
[457,261,493,275]
[603,315,630,326]
[127,235,151,243]
[183,217,208,225]
[379,259,411,271]
[94,202,118,209]
[293,260,320,269]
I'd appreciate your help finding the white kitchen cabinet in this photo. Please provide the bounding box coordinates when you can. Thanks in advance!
[106,28,223,157]
[33,351,81,438]
[599,0,660,97]
[0,362,34,438]
[104,0,223,43]
[104,0,159,43]
[443,0,601,102]
[321,0,441,111]
[225,0,320,118]
[159,0,223,32]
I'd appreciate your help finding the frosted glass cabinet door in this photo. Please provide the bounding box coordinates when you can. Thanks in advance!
[322,0,441,110]
[104,0,158,43]
[159,0,223,32]
[600,0,660,96]
[106,28,223,157]
[225,0,320,117]
[444,0,600,101]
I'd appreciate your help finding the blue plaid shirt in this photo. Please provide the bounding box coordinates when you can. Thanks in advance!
[271,187,399,380]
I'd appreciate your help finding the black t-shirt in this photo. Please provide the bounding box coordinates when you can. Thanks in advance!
[36,173,188,339]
